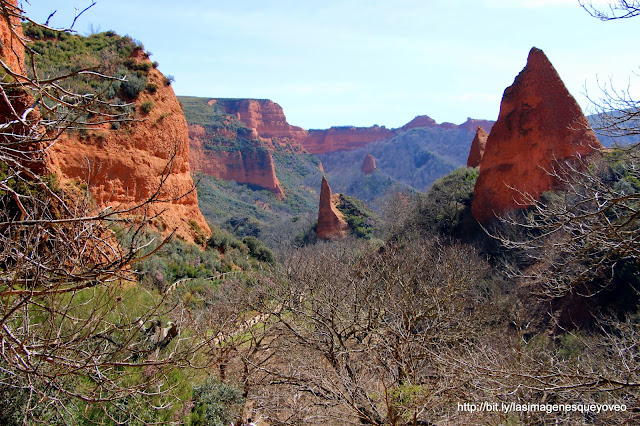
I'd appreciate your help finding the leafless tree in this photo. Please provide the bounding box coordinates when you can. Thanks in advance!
[580,0,640,20]
[0,2,212,423]
[245,238,490,425]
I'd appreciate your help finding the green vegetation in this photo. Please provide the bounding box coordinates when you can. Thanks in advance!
[417,167,477,235]
[24,24,153,120]
[140,100,154,114]
[336,194,378,239]
[189,378,245,426]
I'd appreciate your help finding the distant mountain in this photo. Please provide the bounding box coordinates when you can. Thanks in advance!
[318,126,479,209]
[588,112,640,147]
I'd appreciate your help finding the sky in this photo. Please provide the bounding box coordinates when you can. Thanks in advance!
[19,0,640,129]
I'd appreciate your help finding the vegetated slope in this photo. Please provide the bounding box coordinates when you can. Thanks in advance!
[25,26,210,243]
[319,126,475,207]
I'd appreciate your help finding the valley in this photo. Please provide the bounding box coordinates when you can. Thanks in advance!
[1,1,639,425]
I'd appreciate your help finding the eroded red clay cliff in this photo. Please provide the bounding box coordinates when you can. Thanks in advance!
[50,53,210,243]
[209,98,307,141]
[467,126,489,168]
[317,176,348,240]
[0,0,24,73]
[189,124,285,199]
[471,47,602,223]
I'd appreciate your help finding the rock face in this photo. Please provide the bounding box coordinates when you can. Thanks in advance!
[209,98,306,140]
[316,176,348,240]
[471,47,602,223]
[189,124,285,199]
[0,1,44,173]
[0,1,24,73]
[50,52,210,243]
[467,126,489,168]
[302,125,394,154]
[361,154,376,174]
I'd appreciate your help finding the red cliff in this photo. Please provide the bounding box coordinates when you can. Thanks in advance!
[467,126,489,168]
[189,124,285,199]
[361,154,376,175]
[301,125,394,154]
[471,47,602,223]
[209,98,306,141]
[50,53,210,243]
[316,176,348,240]
[0,0,24,73]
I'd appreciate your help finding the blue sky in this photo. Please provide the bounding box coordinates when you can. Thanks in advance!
[20,0,640,129]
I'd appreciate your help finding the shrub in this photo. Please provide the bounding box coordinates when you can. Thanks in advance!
[145,82,158,94]
[121,72,147,98]
[140,100,154,114]
[189,378,244,426]
[243,236,275,264]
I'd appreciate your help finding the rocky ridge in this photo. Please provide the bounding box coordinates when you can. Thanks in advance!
[204,98,495,154]
[471,47,602,223]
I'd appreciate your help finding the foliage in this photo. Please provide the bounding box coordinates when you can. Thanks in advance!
[336,193,378,239]
[24,24,153,121]
[243,235,275,264]
[193,146,324,251]
[388,167,478,240]
[140,99,154,114]
[189,378,245,426]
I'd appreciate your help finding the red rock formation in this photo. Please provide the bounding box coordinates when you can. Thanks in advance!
[0,0,24,73]
[210,98,306,140]
[188,124,285,199]
[0,1,48,176]
[467,126,489,168]
[316,176,348,240]
[301,125,394,154]
[189,132,285,199]
[206,98,495,155]
[361,154,376,175]
[471,47,602,223]
[49,53,210,243]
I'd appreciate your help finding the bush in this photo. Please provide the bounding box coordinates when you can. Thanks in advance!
[121,72,148,98]
[140,100,154,114]
[243,236,275,264]
[397,167,478,238]
[164,75,175,86]
[189,378,244,426]
[145,82,158,94]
